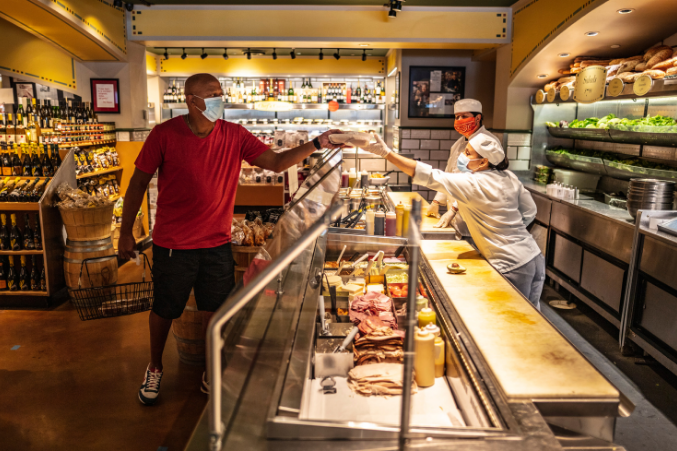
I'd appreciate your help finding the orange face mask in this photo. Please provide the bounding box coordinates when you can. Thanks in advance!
[454,116,478,135]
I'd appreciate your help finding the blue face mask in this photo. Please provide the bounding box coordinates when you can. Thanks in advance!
[457,153,481,173]
[193,95,224,122]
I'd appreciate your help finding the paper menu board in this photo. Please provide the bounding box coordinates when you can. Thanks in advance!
[430,71,442,92]
[96,83,116,108]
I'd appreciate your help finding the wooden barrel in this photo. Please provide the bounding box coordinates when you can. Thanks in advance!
[231,245,262,267]
[64,237,118,289]
[59,203,115,241]
[172,294,206,366]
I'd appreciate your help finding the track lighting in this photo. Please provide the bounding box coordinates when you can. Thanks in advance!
[124,2,133,12]
[223,49,229,60]
[362,49,367,61]
[393,1,403,11]
[246,48,252,60]
[163,48,169,60]
[181,48,187,60]
[200,48,208,59]
[290,49,296,59]
[334,49,340,60]
[113,0,122,8]
[272,49,277,60]
[319,49,323,61]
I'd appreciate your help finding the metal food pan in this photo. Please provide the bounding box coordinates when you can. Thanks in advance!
[604,160,677,182]
[547,127,612,142]
[545,151,606,176]
[608,128,677,147]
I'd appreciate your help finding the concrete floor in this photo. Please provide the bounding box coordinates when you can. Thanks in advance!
[0,250,207,451]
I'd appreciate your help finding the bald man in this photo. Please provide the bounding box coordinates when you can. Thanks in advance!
[119,73,344,405]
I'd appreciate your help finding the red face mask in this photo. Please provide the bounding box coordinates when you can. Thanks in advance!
[454,116,479,136]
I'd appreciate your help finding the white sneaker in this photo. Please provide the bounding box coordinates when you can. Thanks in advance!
[201,371,210,395]
[138,365,163,405]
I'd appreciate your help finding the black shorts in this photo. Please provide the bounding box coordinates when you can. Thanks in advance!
[151,243,235,320]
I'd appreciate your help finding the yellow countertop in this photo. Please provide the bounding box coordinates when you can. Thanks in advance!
[387,191,455,234]
[421,240,619,402]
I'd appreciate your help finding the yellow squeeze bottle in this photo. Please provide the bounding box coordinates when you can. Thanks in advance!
[425,324,445,378]
[395,202,404,236]
[414,329,435,387]
[418,307,436,328]
[402,204,412,236]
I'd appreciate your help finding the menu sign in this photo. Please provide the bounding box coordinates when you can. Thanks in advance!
[546,87,557,102]
[535,89,545,104]
[607,78,624,97]
[633,74,653,96]
[573,66,607,104]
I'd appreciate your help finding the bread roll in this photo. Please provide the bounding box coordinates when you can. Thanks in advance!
[558,68,572,75]
[651,57,677,70]
[571,67,582,73]
[544,81,557,91]
[647,48,673,68]
[574,56,603,63]
[621,55,643,63]
[609,58,624,65]
[557,76,576,84]
[643,69,666,79]
[616,72,639,83]
[607,67,619,77]
[667,67,677,75]
[635,62,647,72]
[673,49,677,58]
[644,46,672,61]
[580,60,611,68]
[617,60,641,74]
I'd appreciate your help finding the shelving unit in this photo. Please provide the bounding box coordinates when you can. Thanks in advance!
[59,140,116,149]
[163,102,385,110]
[0,203,40,211]
[2,290,49,296]
[76,166,123,179]
[0,250,44,255]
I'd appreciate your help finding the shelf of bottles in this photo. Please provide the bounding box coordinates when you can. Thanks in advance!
[0,212,47,294]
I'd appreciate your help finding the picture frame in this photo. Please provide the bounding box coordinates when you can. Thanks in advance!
[408,66,465,119]
[395,71,401,120]
[91,78,120,114]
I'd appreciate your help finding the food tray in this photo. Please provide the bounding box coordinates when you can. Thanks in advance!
[545,151,606,176]
[603,159,677,182]
[608,128,677,147]
[547,127,611,142]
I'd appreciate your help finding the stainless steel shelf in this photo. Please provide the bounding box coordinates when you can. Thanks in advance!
[163,102,385,110]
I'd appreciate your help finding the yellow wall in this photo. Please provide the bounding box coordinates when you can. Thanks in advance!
[0,17,76,90]
[146,52,157,74]
[160,56,385,77]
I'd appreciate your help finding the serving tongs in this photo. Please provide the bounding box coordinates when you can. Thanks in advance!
[337,252,369,282]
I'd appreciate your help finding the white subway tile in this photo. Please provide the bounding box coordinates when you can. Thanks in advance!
[401,129,411,139]
[360,159,386,172]
[411,129,431,139]
[510,160,530,171]
[401,139,420,149]
[431,129,451,140]
[411,150,430,160]
[439,140,455,150]
[420,139,440,150]
[517,146,531,160]
[507,146,518,160]
[507,133,532,146]
[430,150,450,160]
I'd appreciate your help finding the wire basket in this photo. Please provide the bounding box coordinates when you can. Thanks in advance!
[69,253,154,321]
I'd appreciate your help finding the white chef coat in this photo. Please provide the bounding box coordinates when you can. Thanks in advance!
[433,126,500,237]
[414,162,540,273]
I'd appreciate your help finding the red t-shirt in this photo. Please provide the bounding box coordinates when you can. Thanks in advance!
[135,117,269,249]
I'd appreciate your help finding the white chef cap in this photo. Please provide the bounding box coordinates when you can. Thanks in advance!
[454,98,482,114]
[469,133,505,165]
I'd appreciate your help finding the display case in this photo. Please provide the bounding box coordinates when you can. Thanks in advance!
[184,150,628,451]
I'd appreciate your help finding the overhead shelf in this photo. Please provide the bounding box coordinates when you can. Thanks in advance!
[545,150,677,181]
[76,166,123,179]
[163,102,385,110]
[533,76,677,105]
[59,140,116,148]
[548,126,677,148]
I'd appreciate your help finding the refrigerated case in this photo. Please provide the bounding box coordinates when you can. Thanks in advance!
[186,151,628,451]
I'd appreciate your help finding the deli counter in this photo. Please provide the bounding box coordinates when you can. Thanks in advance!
[185,150,630,451]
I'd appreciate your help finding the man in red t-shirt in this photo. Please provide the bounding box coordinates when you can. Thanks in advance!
[118,73,344,406]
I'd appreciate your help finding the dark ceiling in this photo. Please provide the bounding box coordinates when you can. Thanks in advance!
[129,1,518,6]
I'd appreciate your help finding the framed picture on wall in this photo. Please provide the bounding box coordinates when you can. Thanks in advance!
[395,72,401,120]
[91,78,120,114]
[408,66,465,118]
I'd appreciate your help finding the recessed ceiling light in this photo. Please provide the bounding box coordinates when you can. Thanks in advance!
[617,8,634,14]
[610,44,621,49]
[585,31,599,37]
[558,53,570,57]
[359,44,369,47]
[538,74,548,79]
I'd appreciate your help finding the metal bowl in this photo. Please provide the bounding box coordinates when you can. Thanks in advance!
[627,201,675,219]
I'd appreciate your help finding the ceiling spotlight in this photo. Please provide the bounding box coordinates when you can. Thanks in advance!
[610,44,621,49]
[393,1,403,12]
[223,49,229,60]
[124,2,133,12]
[163,48,169,60]
[319,49,324,60]
[362,49,367,61]
[617,8,634,14]
[334,49,340,60]
[200,48,208,59]
[558,53,570,57]
[272,48,277,60]
[113,0,122,8]
[290,49,296,59]
[537,74,548,79]
[246,48,252,60]
[181,48,187,60]
[585,31,599,37]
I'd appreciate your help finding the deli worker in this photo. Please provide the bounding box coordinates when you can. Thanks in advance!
[427,99,501,241]
[364,133,545,308]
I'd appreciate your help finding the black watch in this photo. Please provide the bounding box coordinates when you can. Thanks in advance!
[312,137,322,150]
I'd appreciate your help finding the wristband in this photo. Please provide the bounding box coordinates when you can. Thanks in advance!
[312,137,322,150]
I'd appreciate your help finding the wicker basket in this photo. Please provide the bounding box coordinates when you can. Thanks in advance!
[59,203,115,242]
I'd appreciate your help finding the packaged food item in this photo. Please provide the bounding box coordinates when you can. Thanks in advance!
[296,130,309,147]
[273,130,286,149]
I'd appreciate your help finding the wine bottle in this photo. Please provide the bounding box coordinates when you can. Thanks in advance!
[41,145,53,177]
[1,145,11,177]
[21,145,32,176]
[30,256,39,291]
[11,145,22,176]
[9,214,22,250]
[33,214,42,250]
[0,215,8,250]
[7,256,18,291]
[31,145,43,177]
[23,214,34,250]
[51,144,62,172]
[19,255,30,291]
[0,258,7,291]
[40,262,46,291]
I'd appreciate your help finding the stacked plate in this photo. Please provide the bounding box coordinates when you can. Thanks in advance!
[626,178,676,219]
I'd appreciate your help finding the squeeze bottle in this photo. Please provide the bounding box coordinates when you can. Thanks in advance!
[395,202,404,237]
[366,208,375,235]
[402,204,412,237]
[385,211,397,236]
[414,329,435,387]
[374,211,385,236]
[418,307,436,328]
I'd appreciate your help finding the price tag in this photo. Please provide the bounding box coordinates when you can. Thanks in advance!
[574,66,608,104]
[559,85,571,101]
[546,88,557,102]
[607,78,624,97]
[633,74,653,96]
[535,90,545,104]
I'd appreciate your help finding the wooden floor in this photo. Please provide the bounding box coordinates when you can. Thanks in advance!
[0,249,207,451]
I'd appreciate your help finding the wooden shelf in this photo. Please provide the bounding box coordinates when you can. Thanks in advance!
[0,203,40,211]
[59,140,116,148]
[76,166,123,179]
[0,250,44,255]
[0,290,49,296]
